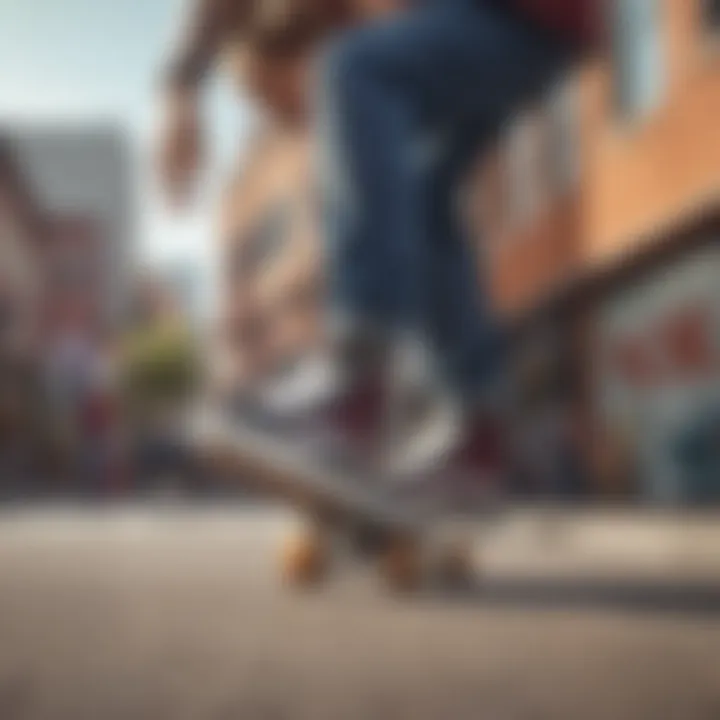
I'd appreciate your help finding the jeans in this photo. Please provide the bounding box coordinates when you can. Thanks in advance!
[317,0,567,397]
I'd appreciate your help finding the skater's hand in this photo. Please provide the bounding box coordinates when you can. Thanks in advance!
[156,87,204,209]
[353,0,408,18]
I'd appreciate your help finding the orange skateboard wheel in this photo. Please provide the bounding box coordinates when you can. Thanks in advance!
[380,536,424,592]
[280,526,329,587]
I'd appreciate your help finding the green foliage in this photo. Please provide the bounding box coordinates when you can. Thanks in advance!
[119,321,200,414]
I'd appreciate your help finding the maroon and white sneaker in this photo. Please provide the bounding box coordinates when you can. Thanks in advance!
[384,334,510,484]
[256,322,390,471]
[386,412,508,516]
[309,368,387,469]
[381,336,460,477]
[258,353,345,418]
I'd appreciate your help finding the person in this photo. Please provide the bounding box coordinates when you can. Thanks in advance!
[158,0,599,479]
[157,0,403,452]
[78,336,121,496]
[311,0,603,481]
[157,0,372,206]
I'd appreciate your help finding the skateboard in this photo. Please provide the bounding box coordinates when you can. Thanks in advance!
[186,408,477,591]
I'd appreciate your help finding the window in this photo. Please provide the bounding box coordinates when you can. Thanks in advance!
[703,0,720,32]
[0,211,36,289]
[612,0,665,119]
[504,113,542,226]
[468,150,505,240]
[53,256,94,290]
[546,74,581,191]
[0,296,15,342]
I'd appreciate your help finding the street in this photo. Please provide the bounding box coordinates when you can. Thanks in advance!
[1,506,720,720]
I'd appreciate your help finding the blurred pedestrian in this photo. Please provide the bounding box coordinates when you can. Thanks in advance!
[77,334,123,497]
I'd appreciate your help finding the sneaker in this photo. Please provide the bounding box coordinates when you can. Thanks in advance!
[385,338,511,483]
[255,319,390,469]
[258,354,345,417]
[383,334,464,478]
[386,411,508,516]
[258,316,387,419]
[385,389,466,478]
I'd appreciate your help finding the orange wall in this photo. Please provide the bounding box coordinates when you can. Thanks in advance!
[479,0,720,318]
[583,0,720,265]
[482,195,581,315]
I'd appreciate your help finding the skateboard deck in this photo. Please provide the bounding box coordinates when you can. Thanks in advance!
[185,408,476,590]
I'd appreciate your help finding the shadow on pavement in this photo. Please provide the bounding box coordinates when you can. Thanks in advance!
[420,577,720,619]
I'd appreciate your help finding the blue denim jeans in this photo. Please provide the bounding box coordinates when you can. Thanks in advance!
[317,0,567,398]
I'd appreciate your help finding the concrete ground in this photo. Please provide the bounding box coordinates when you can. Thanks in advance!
[1,505,720,720]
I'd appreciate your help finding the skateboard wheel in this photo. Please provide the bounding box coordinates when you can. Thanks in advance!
[436,542,474,587]
[380,537,423,592]
[280,527,328,587]
[349,522,389,558]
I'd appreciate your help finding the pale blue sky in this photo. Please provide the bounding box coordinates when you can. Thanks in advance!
[0,0,255,307]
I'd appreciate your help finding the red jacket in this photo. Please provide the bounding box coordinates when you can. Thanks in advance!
[504,0,604,49]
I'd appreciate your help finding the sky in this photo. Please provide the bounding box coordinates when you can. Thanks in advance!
[0,0,256,310]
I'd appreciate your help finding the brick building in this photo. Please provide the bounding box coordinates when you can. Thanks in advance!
[0,137,43,358]
[0,138,43,461]
[5,124,134,342]
[473,0,720,503]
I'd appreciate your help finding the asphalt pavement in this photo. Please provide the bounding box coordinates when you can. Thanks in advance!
[1,505,719,720]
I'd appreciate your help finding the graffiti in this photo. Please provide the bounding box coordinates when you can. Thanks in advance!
[609,304,718,387]
[673,405,720,503]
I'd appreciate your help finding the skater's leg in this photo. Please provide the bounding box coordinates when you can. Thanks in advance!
[316,2,565,470]
[425,126,507,401]
[270,1,566,439]
[318,0,567,335]
[387,124,510,475]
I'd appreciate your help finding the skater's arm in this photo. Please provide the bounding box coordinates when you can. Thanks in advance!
[164,0,250,92]
[157,0,252,208]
